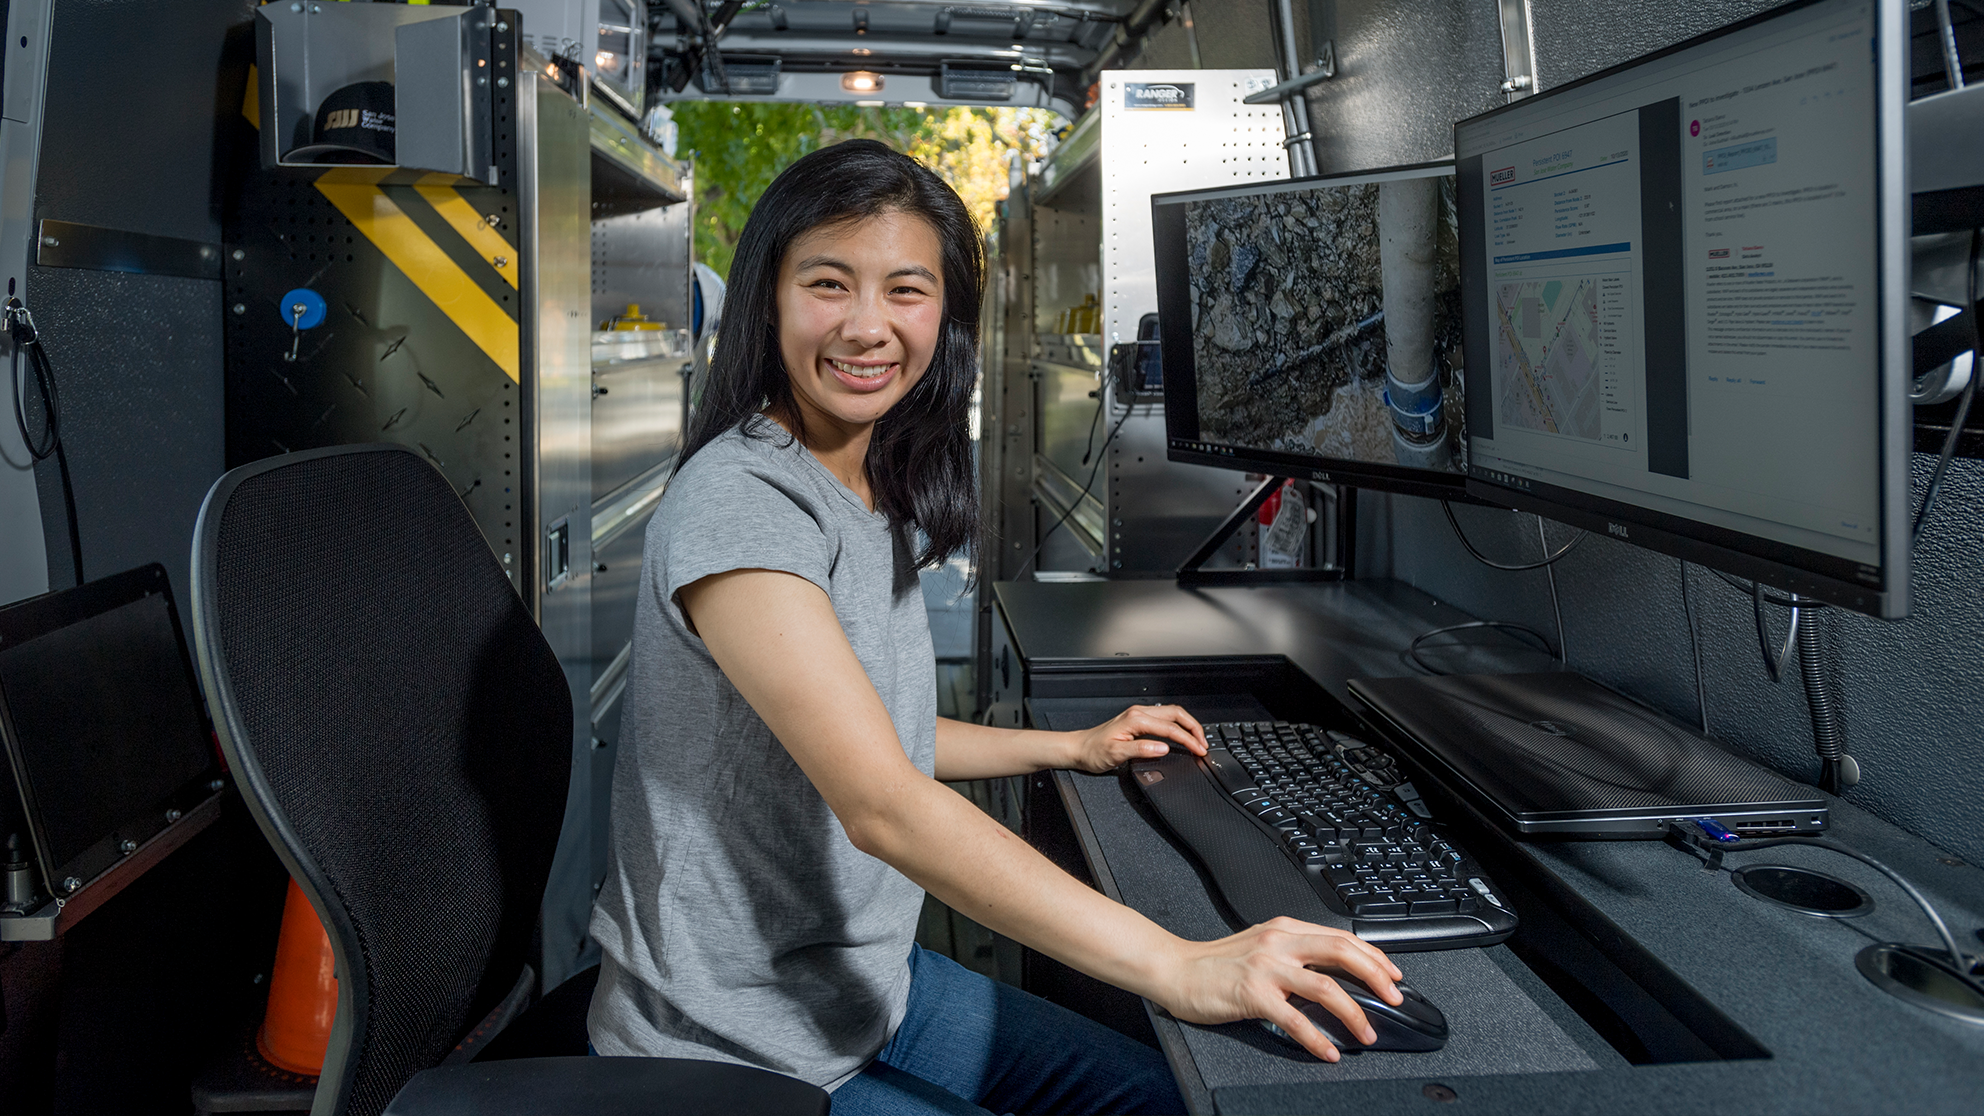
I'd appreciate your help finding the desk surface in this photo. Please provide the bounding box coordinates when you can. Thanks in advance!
[996,579,1984,1115]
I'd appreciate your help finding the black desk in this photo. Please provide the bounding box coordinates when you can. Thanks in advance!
[992,579,1984,1115]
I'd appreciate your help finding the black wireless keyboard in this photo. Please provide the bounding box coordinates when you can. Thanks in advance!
[1129,721,1518,951]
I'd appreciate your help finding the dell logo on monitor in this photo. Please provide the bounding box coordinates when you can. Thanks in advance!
[1607,523,1630,538]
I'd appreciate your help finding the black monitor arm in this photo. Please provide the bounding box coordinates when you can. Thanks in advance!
[1175,476,1356,585]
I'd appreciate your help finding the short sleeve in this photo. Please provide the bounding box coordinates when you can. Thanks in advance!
[652,442,835,625]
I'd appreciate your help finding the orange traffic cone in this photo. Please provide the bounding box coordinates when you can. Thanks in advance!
[257,878,339,1075]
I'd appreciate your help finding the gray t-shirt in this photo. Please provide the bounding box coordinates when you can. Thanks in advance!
[587,418,937,1090]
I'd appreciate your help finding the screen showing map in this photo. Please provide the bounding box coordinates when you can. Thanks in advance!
[1457,0,1885,572]
[1494,275,1612,441]
[1180,166,1465,475]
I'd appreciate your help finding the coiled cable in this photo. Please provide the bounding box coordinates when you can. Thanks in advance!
[6,299,83,587]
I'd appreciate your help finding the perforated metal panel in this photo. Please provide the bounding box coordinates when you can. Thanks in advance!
[1098,71,1292,575]
[1100,70,1287,344]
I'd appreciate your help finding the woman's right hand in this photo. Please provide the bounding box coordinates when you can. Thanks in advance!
[1148,917,1405,1062]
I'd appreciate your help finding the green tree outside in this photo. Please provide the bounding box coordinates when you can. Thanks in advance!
[674,102,1062,279]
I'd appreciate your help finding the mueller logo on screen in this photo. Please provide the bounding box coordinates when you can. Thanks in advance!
[1124,82,1194,110]
[1709,248,1731,259]
[1607,522,1631,538]
[1490,166,1517,185]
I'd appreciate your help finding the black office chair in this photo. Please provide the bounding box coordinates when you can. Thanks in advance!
[189,444,827,1116]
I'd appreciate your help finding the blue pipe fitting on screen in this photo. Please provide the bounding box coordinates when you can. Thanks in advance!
[1384,385,1443,437]
[1384,360,1443,414]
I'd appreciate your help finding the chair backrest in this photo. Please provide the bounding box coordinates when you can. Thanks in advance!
[190,444,573,1116]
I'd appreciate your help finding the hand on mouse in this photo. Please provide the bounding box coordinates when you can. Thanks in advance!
[1064,703,1209,774]
[1148,917,1403,1062]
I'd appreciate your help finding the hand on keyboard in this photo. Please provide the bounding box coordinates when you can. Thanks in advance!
[1151,916,1404,1063]
[1065,703,1210,774]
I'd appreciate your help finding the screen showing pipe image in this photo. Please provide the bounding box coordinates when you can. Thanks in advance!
[1152,163,1468,496]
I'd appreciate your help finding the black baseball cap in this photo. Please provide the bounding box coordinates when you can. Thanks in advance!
[289,81,396,164]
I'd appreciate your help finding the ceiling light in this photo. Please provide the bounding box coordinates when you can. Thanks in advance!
[851,47,873,56]
[841,71,884,93]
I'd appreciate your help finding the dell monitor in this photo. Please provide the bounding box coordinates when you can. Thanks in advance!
[1152,161,1477,501]
[1455,0,1909,617]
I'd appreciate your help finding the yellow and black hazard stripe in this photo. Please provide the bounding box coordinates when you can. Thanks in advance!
[314,167,521,382]
[241,65,524,383]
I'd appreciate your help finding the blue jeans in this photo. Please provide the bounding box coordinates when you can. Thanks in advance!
[828,944,1185,1116]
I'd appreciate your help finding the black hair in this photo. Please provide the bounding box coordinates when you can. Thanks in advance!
[678,139,982,574]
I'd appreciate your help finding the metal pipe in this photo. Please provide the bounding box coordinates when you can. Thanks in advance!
[1241,63,1335,105]
[1934,0,1966,90]
[1084,0,1168,82]
[1378,177,1439,394]
[1271,0,1316,176]
[712,31,1089,68]
[659,0,703,34]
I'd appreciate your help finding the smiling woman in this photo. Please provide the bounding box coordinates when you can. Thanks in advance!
[678,139,982,570]
[775,210,947,501]
[588,141,1402,1116]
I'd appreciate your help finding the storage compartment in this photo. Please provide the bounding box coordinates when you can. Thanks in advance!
[589,506,652,668]
[590,183,692,501]
[591,358,686,501]
[255,3,497,180]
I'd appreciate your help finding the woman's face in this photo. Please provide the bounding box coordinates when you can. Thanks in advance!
[775,209,945,434]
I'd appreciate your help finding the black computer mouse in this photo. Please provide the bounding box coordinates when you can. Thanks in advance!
[1259,975,1449,1053]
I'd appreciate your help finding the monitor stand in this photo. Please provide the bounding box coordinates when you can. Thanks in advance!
[1175,476,1355,585]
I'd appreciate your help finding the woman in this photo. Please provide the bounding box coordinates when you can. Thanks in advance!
[588,139,1403,1115]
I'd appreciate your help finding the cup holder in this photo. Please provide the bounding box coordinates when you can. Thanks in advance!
[1730,864,1874,918]
[1856,943,1984,1025]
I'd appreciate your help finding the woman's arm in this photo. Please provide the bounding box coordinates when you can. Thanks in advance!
[933,706,1208,782]
[680,567,1404,1063]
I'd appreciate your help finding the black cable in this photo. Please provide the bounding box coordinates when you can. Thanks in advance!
[1538,516,1568,665]
[6,301,83,587]
[1708,565,1824,611]
[1752,581,1799,683]
[1913,226,1982,544]
[1077,389,1105,468]
[1796,604,1850,793]
[1441,501,1585,570]
[49,441,83,589]
[1407,620,1556,675]
[1667,822,1977,978]
[1679,560,1708,735]
[1014,401,1134,579]
[9,312,57,461]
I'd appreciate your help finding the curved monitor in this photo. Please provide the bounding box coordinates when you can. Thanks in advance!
[1152,161,1478,501]
[1454,0,1908,618]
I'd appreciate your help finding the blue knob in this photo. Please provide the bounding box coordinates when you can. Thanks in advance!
[278,288,327,330]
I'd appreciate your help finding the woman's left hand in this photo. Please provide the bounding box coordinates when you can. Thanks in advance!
[1065,704,1210,774]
